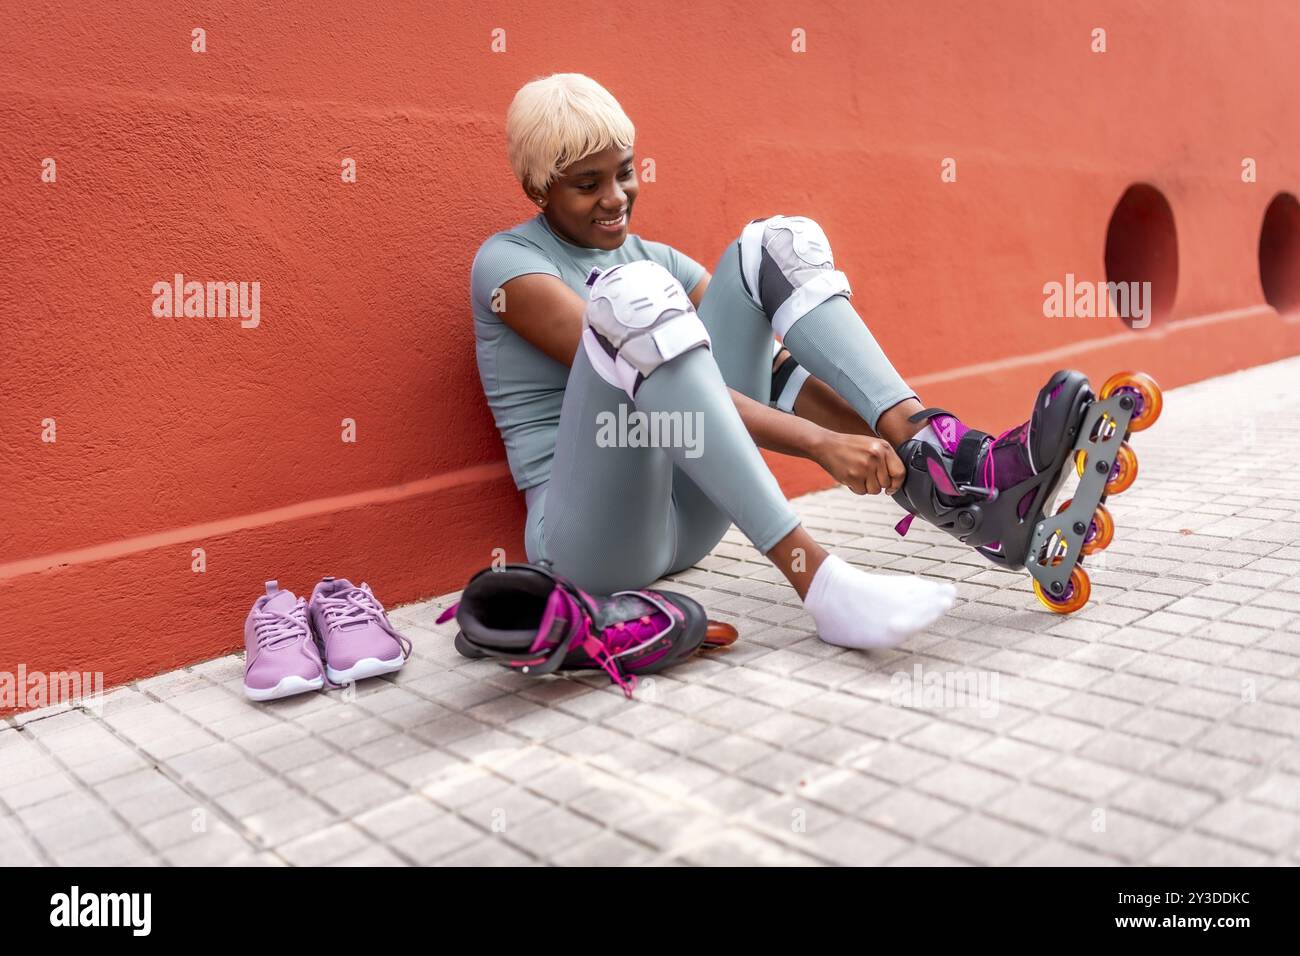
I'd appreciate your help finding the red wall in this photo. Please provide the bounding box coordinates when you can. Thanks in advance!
[3,1,1300,709]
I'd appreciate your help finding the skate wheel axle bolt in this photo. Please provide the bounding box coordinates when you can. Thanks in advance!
[1058,498,1114,554]
[1096,460,1110,474]
[1034,566,1092,613]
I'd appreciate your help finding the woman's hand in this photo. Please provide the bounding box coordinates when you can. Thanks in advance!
[813,430,907,496]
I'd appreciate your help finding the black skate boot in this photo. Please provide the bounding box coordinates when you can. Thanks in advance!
[436,561,737,698]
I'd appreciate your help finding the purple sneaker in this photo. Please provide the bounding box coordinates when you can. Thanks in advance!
[243,581,326,701]
[308,577,412,684]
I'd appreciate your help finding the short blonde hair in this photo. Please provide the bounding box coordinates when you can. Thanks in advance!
[506,73,635,197]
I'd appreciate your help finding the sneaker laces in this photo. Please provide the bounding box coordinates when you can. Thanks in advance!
[316,584,412,660]
[253,598,312,650]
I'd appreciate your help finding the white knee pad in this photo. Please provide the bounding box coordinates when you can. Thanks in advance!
[739,214,852,338]
[581,260,712,399]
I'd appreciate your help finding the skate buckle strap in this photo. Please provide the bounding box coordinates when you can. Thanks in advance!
[894,514,915,537]
[529,587,585,654]
[952,429,991,487]
[907,406,953,424]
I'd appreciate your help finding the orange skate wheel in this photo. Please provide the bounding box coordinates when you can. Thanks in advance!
[702,620,739,649]
[1104,442,1138,495]
[1099,371,1163,432]
[1056,498,1115,554]
[1033,565,1092,614]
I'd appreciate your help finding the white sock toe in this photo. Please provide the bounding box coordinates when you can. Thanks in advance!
[803,555,958,650]
[886,592,953,638]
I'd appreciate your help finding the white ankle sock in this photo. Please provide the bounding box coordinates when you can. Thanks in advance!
[914,423,940,447]
[802,554,957,649]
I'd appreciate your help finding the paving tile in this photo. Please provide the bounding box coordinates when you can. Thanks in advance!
[930,813,1040,865]
[501,806,602,859]
[1195,799,1300,853]
[673,828,821,866]
[1062,808,1179,863]
[860,790,965,839]
[1148,831,1271,866]
[241,797,337,848]
[1034,756,1133,802]
[1248,773,1300,812]
[985,784,1090,834]
[1077,731,1176,773]
[1111,778,1219,827]
[277,823,375,866]
[802,819,910,866]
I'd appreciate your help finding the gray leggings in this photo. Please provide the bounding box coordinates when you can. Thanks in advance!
[525,232,917,593]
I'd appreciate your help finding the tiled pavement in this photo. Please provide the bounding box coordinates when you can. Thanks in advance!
[4,358,1300,866]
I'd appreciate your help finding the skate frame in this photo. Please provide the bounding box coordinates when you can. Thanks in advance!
[1025,391,1138,600]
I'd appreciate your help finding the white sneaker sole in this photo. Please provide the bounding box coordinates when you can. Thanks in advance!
[244,674,324,702]
[327,655,405,684]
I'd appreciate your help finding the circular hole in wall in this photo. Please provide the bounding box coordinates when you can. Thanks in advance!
[1104,183,1179,328]
[1259,192,1300,316]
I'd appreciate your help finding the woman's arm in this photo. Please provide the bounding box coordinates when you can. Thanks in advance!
[690,271,903,495]
[728,377,902,495]
[494,272,587,366]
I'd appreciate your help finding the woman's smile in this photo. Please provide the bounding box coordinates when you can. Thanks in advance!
[593,210,627,233]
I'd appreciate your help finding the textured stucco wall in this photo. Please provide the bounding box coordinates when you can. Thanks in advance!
[3,0,1299,707]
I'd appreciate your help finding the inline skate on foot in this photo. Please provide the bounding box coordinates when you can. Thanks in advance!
[892,369,1163,613]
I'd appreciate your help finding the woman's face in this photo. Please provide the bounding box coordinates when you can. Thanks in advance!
[533,145,639,250]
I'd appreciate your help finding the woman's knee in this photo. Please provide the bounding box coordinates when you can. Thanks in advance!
[736,214,852,338]
[581,259,713,402]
